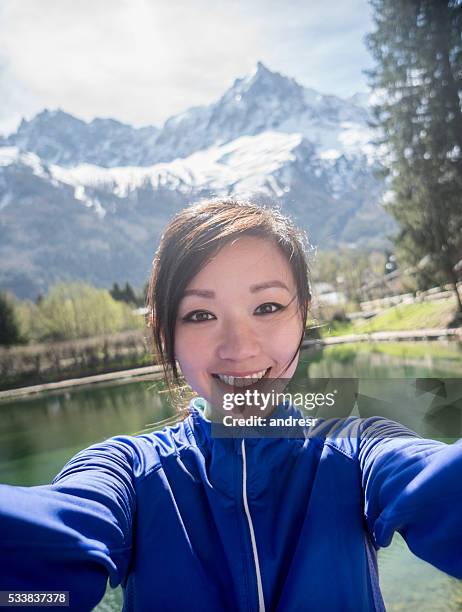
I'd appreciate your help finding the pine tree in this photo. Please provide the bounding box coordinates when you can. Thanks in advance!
[123,282,137,305]
[110,281,138,305]
[0,292,22,346]
[366,0,462,313]
[110,282,122,302]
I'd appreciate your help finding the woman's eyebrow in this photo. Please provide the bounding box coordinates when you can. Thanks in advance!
[182,281,290,299]
[250,280,290,293]
[182,289,215,298]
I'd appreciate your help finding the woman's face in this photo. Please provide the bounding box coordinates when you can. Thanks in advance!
[174,236,303,408]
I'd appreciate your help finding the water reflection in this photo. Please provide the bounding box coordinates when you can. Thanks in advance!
[0,379,176,485]
[295,342,462,440]
[300,341,462,379]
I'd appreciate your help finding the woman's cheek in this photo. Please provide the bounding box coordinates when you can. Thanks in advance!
[173,326,192,375]
[272,320,303,375]
[175,327,210,378]
[272,314,303,350]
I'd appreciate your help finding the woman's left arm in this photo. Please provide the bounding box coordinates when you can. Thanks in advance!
[358,418,462,578]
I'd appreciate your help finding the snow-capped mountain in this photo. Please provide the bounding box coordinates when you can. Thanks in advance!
[0,63,393,299]
[2,62,373,167]
[0,61,378,207]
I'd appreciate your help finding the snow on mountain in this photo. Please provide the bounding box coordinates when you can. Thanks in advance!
[0,146,50,179]
[50,131,306,203]
[2,120,371,216]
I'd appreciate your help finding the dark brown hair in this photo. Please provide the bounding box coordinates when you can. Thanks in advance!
[147,198,311,392]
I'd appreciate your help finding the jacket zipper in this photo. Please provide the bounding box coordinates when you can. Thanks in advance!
[241,439,266,612]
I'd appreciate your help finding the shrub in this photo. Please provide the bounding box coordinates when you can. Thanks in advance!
[18,282,144,342]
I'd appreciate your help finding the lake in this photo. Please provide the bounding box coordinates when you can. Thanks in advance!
[1,341,461,611]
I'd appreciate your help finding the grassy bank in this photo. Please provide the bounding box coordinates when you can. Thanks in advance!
[0,330,155,391]
[318,297,459,338]
[320,340,462,362]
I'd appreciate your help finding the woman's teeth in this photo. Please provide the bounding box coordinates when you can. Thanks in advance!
[216,368,268,388]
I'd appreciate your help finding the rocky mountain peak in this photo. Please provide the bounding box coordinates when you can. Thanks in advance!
[0,63,371,169]
[222,61,306,113]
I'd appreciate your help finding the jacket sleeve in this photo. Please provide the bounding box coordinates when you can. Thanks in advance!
[358,418,462,578]
[0,436,139,611]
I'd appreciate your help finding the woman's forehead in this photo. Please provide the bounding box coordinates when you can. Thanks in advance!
[214,235,283,259]
[186,236,296,288]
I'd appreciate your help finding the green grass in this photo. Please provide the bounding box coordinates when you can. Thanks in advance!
[317,320,354,337]
[318,297,458,338]
[322,341,462,362]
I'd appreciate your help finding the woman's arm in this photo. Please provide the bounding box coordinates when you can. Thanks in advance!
[359,418,462,578]
[0,435,139,611]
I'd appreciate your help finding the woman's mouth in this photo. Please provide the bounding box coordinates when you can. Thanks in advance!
[212,367,271,388]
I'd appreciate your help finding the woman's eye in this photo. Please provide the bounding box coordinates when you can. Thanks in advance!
[182,310,215,323]
[254,302,285,315]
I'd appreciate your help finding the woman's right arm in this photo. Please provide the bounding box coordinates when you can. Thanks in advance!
[0,436,140,611]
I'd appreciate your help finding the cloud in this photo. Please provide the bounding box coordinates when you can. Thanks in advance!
[0,0,374,134]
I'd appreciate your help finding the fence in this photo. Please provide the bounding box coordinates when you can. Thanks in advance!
[359,282,461,312]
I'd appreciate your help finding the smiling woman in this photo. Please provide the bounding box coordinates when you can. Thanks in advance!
[147,198,311,406]
[0,198,461,612]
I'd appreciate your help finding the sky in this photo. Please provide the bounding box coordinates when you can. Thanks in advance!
[0,0,376,137]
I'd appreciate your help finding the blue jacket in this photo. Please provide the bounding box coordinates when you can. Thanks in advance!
[1,398,461,611]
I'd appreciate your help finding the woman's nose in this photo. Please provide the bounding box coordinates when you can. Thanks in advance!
[216,319,260,362]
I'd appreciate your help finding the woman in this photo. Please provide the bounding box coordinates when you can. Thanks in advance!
[1,198,461,611]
